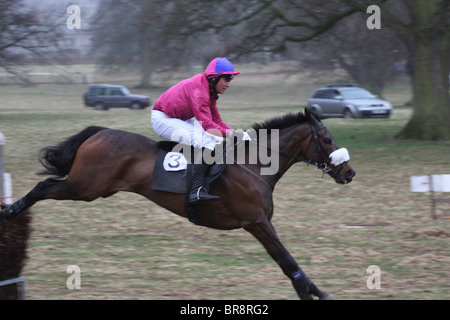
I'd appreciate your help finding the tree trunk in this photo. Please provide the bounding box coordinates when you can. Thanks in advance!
[396,34,450,140]
[136,36,152,89]
[393,0,450,140]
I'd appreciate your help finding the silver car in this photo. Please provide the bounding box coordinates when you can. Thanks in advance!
[307,84,392,119]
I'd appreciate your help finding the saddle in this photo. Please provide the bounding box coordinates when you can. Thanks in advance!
[151,141,226,195]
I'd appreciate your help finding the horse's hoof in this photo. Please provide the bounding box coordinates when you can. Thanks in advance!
[319,293,335,300]
[0,203,11,220]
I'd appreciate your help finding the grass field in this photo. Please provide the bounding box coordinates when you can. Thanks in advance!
[0,62,449,300]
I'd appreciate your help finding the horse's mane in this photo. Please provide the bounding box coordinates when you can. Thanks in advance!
[251,112,308,135]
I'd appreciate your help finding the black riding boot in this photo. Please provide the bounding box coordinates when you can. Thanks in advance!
[188,163,220,204]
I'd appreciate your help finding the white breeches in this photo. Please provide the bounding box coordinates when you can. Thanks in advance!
[151,109,223,151]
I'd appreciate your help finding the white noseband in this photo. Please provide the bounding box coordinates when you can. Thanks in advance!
[329,148,350,166]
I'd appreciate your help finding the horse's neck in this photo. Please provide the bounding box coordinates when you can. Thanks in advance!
[256,124,309,188]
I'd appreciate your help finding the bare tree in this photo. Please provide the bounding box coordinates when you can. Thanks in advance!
[217,0,450,140]
[91,0,450,140]
[91,0,206,88]
[0,0,65,82]
[295,12,406,97]
[90,0,273,87]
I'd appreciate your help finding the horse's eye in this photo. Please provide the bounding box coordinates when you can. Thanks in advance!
[324,138,332,145]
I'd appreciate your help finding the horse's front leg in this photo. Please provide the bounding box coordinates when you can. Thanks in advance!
[244,217,332,300]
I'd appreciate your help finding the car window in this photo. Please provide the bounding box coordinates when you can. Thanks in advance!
[322,90,336,99]
[120,87,131,95]
[89,87,101,96]
[312,90,327,98]
[87,86,132,97]
[104,88,116,96]
[331,90,342,99]
[314,89,347,99]
[341,88,376,99]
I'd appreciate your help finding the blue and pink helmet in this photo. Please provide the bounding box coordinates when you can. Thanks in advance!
[204,57,240,78]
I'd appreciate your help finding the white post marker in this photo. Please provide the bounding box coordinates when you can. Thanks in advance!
[0,132,13,205]
[411,174,450,219]
[0,132,5,200]
[410,174,450,193]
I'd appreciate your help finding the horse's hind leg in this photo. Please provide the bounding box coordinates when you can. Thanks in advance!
[1,177,94,220]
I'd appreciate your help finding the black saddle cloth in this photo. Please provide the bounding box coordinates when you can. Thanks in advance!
[151,141,226,195]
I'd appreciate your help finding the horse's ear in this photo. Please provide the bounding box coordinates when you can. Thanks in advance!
[305,107,321,124]
[305,107,312,119]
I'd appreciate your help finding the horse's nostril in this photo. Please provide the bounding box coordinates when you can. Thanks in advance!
[347,170,356,179]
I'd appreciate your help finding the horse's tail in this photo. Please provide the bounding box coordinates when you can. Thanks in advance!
[39,126,107,177]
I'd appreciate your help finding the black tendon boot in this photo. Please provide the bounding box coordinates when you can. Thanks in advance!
[188,162,220,204]
[0,198,26,220]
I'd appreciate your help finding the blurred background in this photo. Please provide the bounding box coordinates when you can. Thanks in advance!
[0,0,448,300]
[2,0,448,139]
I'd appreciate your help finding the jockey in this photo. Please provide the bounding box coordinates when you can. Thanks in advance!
[151,57,241,204]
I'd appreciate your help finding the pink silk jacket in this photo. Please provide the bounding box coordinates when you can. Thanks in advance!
[153,73,231,137]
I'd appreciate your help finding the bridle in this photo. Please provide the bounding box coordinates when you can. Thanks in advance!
[233,117,349,181]
[276,123,348,179]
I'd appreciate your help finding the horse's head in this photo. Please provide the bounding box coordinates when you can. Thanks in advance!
[303,107,355,184]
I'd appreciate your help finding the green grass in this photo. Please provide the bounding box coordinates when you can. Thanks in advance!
[0,63,449,300]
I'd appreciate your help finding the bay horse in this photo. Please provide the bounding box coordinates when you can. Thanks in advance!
[1,108,355,300]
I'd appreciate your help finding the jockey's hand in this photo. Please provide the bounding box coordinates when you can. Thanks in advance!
[234,130,245,140]
[233,129,252,141]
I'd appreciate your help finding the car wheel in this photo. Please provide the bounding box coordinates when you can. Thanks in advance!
[130,102,142,110]
[94,102,107,110]
[343,109,354,119]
